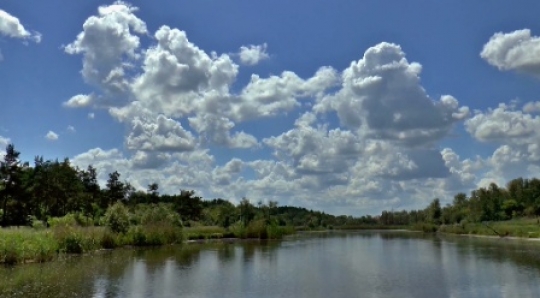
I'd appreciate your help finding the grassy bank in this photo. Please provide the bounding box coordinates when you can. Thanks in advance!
[1,221,295,265]
[184,220,295,241]
[438,218,540,238]
[0,224,183,265]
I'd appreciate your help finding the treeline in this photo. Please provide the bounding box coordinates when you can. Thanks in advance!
[380,179,540,227]
[0,144,372,229]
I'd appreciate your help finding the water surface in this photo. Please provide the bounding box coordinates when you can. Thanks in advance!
[2,231,540,298]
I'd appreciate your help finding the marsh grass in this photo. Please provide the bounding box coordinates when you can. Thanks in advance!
[124,224,183,246]
[0,228,57,265]
[439,218,540,238]
[0,224,184,264]
[184,226,226,240]
[0,216,293,265]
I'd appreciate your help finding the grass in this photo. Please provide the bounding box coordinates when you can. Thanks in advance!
[0,224,184,265]
[184,226,228,240]
[184,221,295,241]
[439,218,540,238]
[1,216,296,265]
[0,228,57,265]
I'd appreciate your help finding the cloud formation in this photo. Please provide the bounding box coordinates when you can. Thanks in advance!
[64,1,147,105]
[315,42,469,146]
[239,43,269,65]
[45,131,59,141]
[59,2,540,215]
[0,9,41,42]
[481,29,540,77]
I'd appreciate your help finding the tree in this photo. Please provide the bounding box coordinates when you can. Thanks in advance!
[426,198,442,225]
[147,183,159,204]
[80,165,101,220]
[0,144,23,226]
[173,190,203,222]
[239,197,255,226]
[105,171,125,207]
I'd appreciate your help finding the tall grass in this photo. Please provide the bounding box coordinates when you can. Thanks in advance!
[439,218,540,238]
[0,228,57,265]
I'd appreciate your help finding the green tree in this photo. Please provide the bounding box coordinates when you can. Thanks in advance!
[426,198,442,224]
[105,171,125,207]
[0,144,23,226]
[147,183,159,204]
[239,197,256,226]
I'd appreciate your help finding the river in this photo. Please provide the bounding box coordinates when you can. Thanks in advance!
[2,231,540,297]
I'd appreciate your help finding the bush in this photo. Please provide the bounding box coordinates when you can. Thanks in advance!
[48,214,78,228]
[100,229,118,249]
[125,224,182,246]
[53,227,84,254]
[103,202,130,234]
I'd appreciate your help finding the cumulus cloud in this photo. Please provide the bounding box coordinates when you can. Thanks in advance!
[130,150,170,169]
[131,25,238,117]
[523,101,540,113]
[63,94,94,108]
[125,115,196,152]
[0,9,41,42]
[465,103,540,143]
[233,67,339,122]
[188,114,258,148]
[239,43,269,65]
[63,2,488,215]
[315,42,469,146]
[45,131,59,141]
[65,1,147,104]
[0,135,10,148]
[67,125,76,133]
[212,158,244,185]
[464,100,540,188]
[481,29,540,76]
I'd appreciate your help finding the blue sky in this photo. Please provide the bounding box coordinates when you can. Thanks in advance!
[2,1,540,215]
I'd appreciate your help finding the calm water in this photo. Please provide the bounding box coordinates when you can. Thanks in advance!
[2,231,540,298]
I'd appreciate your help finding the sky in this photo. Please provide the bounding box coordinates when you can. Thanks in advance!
[2,1,540,216]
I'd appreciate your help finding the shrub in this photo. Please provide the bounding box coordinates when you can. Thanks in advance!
[100,229,118,249]
[103,202,130,234]
[48,214,79,228]
[53,227,84,254]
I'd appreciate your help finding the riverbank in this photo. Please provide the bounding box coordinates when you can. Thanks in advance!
[437,218,540,239]
[0,222,295,265]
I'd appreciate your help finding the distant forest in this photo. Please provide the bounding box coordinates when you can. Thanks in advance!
[1,143,539,228]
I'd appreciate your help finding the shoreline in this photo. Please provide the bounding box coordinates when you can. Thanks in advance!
[441,232,540,242]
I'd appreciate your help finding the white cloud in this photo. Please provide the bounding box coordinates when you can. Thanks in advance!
[233,67,339,122]
[0,135,10,159]
[465,103,540,143]
[131,25,238,117]
[212,158,244,185]
[464,100,540,189]
[188,114,258,148]
[88,112,95,119]
[481,29,540,77]
[0,9,41,42]
[63,94,94,108]
[130,150,170,169]
[67,125,76,133]
[65,1,147,104]
[45,131,59,141]
[126,114,196,152]
[239,43,269,65]
[523,101,540,113]
[0,135,10,149]
[62,3,497,215]
[315,42,469,146]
